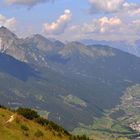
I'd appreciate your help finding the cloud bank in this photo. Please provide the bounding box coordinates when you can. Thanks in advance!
[56,0,140,44]
[0,14,16,30]
[5,0,55,7]
[43,9,72,35]
[2,0,140,45]
[89,0,125,13]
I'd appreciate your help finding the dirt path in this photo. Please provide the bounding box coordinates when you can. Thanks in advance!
[6,114,15,123]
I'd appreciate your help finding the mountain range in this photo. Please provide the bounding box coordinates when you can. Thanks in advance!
[0,26,140,133]
[81,39,140,57]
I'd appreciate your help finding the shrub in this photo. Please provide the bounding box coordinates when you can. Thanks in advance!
[35,117,70,135]
[57,132,62,137]
[34,130,44,137]
[0,105,6,109]
[49,121,64,132]
[23,131,29,137]
[69,135,90,140]
[21,124,29,131]
[17,108,39,120]
[64,129,70,136]
[35,117,49,126]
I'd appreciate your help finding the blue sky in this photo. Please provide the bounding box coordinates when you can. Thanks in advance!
[0,0,140,44]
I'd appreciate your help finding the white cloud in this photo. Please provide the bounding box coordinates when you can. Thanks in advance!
[43,9,72,35]
[88,0,140,16]
[133,20,140,24]
[69,17,122,34]
[89,0,125,13]
[99,17,122,26]
[98,17,122,33]
[120,2,140,17]
[56,0,139,44]
[122,2,137,9]
[0,14,16,30]
[5,0,54,7]
[59,15,140,45]
[130,8,140,16]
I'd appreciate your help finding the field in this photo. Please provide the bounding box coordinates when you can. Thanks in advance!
[72,84,140,140]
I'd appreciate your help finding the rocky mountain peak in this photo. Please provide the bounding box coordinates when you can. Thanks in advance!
[0,26,17,39]
[58,41,86,56]
[0,26,27,62]
[0,27,115,68]
[31,34,50,41]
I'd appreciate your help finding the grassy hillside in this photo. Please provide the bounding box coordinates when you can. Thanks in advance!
[0,108,69,140]
[0,106,132,140]
[0,107,90,140]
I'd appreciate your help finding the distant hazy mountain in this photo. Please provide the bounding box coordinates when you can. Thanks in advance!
[81,39,140,57]
[0,26,140,131]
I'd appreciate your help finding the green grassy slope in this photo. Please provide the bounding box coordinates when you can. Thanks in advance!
[1,107,131,140]
[0,108,70,140]
[0,107,91,140]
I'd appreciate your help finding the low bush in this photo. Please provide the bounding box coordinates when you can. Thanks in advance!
[21,124,29,131]
[34,130,44,137]
[17,108,39,120]
[35,117,49,126]
[69,135,90,140]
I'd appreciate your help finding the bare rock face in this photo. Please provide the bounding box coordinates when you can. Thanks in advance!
[0,27,64,67]
[0,26,115,68]
[0,26,27,62]
[0,27,50,66]
[25,34,55,52]
[59,41,114,58]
